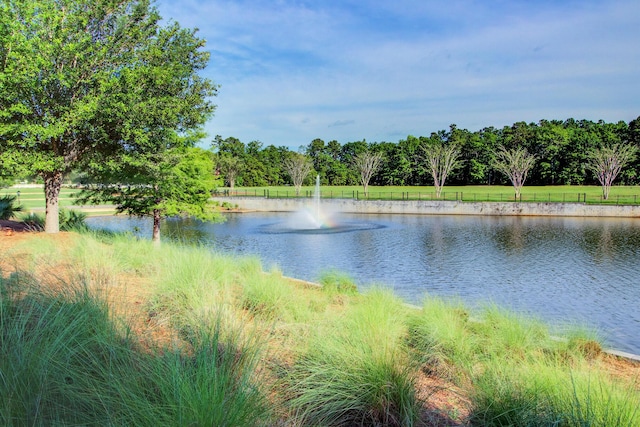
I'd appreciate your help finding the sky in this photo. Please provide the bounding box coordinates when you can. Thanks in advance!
[156,0,640,150]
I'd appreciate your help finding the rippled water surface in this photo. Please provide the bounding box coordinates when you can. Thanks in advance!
[88,212,640,354]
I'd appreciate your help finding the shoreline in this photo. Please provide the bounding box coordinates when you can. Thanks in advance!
[213,196,640,218]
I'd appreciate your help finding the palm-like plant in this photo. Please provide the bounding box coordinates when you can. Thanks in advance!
[0,195,23,220]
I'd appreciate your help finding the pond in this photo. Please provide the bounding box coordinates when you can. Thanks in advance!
[87,212,640,355]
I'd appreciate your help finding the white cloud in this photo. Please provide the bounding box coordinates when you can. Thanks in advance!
[157,0,640,148]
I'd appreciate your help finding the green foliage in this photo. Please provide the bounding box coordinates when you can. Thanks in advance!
[80,147,223,242]
[409,298,640,427]
[148,318,272,427]
[286,288,420,426]
[240,272,310,322]
[3,232,639,426]
[0,0,216,233]
[0,194,23,220]
[317,269,358,295]
[21,208,87,231]
[0,275,272,426]
[407,297,476,378]
[210,116,640,190]
[469,360,640,427]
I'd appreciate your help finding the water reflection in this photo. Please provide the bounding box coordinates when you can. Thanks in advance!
[87,213,640,354]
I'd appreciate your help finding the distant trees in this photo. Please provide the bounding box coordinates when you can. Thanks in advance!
[216,154,244,190]
[420,137,462,198]
[492,146,537,198]
[211,116,639,194]
[586,143,637,200]
[353,151,384,196]
[283,153,313,196]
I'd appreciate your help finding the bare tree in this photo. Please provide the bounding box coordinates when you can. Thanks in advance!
[586,143,637,200]
[420,141,462,198]
[353,151,383,196]
[283,153,312,196]
[217,154,243,190]
[493,146,536,199]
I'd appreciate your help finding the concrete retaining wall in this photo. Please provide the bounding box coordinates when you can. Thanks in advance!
[214,197,640,218]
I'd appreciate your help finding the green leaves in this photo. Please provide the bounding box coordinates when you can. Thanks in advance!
[0,0,217,233]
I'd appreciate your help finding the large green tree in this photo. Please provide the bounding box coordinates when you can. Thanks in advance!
[81,146,220,243]
[0,0,216,233]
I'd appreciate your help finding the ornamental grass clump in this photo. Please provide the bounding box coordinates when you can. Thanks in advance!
[0,261,273,426]
[407,296,477,379]
[149,245,258,327]
[409,297,639,426]
[317,269,358,295]
[468,359,640,427]
[240,271,313,323]
[286,287,421,426]
[147,316,273,427]
[0,278,150,425]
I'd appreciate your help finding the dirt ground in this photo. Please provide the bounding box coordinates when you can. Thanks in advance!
[1,220,638,426]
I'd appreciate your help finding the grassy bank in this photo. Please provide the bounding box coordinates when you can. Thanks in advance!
[222,184,640,204]
[1,231,638,426]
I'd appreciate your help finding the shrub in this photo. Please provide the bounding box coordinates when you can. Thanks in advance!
[21,208,87,231]
[0,194,23,220]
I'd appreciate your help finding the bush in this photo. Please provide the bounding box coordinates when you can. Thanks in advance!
[21,208,87,231]
[0,195,23,220]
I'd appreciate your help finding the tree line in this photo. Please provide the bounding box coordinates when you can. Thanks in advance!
[214,117,640,191]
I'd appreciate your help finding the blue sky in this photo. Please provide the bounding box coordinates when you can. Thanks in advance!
[156,0,640,150]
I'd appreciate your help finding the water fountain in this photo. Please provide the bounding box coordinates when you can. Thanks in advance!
[260,175,383,234]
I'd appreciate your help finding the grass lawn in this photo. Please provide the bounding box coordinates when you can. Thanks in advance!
[0,186,114,216]
[222,184,640,204]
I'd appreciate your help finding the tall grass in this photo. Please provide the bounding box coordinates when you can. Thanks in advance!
[409,296,640,426]
[3,232,638,426]
[407,296,477,379]
[317,268,358,296]
[240,271,315,323]
[286,287,421,426]
[0,263,273,426]
[469,359,640,426]
[147,314,273,426]
[0,277,152,425]
[148,244,263,329]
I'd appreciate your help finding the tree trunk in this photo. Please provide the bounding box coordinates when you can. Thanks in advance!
[43,171,63,233]
[152,209,161,244]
